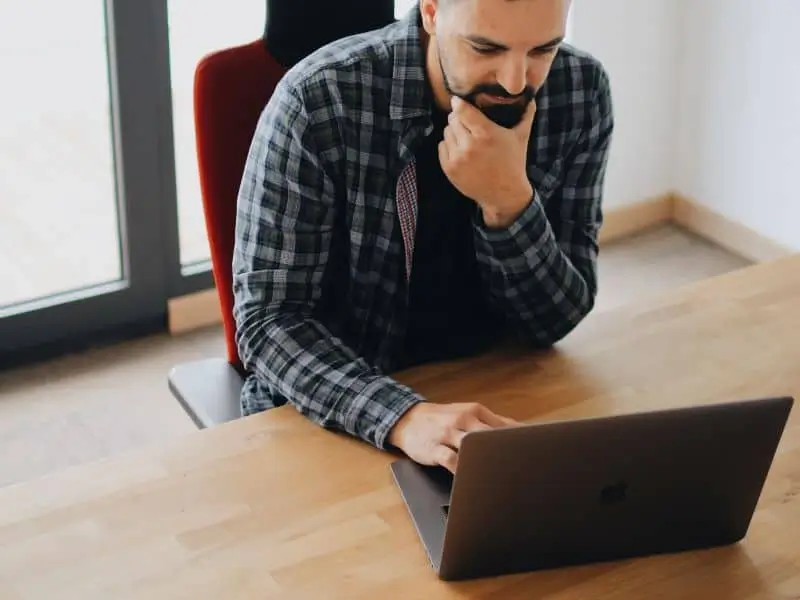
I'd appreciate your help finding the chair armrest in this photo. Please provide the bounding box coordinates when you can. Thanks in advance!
[168,358,244,428]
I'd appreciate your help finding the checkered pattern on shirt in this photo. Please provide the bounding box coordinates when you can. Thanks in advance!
[232,8,615,450]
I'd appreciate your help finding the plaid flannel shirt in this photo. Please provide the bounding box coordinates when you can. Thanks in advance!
[232,8,614,450]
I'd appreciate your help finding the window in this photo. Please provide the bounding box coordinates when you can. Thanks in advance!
[395,0,417,19]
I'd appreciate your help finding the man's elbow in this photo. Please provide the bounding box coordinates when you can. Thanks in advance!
[232,284,281,373]
[233,301,270,372]
[521,292,597,348]
[234,295,313,372]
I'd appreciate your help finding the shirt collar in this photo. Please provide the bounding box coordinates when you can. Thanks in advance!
[389,6,432,122]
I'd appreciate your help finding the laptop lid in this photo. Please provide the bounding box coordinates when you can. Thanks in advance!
[393,396,793,581]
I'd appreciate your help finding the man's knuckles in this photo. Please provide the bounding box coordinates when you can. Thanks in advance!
[442,143,479,169]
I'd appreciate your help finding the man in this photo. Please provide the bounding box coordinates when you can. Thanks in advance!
[232,0,613,473]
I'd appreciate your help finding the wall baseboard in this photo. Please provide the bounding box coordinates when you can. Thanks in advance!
[168,193,794,335]
[167,289,221,335]
[599,194,674,245]
[672,194,794,264]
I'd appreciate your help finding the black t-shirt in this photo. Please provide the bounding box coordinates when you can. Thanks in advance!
[400,107,503,369]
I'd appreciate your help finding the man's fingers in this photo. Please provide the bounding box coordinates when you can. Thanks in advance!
[442,426,467,451]
[427,408,520,474]
[446,113,471,146]
[438,140,449,165]
[443,123,463,152]
[462,414,492,434]
[451,96,487,134]
[476,405,519,428]
[515,99,537,138]
[435,445,459,474]
[475,405,509,427]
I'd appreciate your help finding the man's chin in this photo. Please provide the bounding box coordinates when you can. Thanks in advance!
[479,102,528,129]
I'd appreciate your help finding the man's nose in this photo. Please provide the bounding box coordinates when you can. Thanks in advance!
[496,57,528,97]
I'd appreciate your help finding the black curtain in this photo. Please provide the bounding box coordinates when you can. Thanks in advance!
[265,0,398,67]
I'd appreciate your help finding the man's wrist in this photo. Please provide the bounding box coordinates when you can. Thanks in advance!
[481,181,534,229]
[386,402,423,450]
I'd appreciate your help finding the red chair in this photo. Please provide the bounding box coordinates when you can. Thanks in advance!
[168,40,287,428]
[168,2,398,428]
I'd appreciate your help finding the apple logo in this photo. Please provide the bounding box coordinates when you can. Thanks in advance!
[600,480,628,504]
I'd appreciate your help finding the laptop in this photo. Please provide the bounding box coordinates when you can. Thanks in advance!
[390,395,793,581]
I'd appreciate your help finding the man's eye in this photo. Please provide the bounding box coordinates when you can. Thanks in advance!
[532,46,558,56]
[472,45,498,55]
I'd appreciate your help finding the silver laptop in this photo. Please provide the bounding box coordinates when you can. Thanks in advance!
[390,395,793,581]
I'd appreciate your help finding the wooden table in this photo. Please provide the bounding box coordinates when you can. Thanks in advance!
[2,255,799,599]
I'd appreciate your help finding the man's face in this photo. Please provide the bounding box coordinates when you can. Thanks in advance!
[422,0,569,128]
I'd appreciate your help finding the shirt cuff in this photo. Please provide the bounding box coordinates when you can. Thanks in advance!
[359,378,425,451]
[474,189,549,256]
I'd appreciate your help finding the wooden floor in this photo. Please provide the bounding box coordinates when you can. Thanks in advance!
[0,225,751,489]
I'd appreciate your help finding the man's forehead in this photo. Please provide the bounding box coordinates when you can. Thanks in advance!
[446,0,569,40]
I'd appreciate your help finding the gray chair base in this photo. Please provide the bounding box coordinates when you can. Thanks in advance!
[168,358,245,428]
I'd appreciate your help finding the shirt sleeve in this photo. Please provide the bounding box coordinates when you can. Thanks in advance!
[472,66,614,346]
[232,79,423,450]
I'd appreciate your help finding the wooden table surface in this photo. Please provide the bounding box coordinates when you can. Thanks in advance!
[2,255,800,599]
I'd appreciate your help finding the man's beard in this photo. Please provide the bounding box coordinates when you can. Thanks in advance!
[439,53,535,129]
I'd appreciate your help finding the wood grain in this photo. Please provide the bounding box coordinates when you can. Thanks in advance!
[1,255,799,598]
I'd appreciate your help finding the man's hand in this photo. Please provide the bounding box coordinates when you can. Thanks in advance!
[388,402,519,473]
[439,96,537,229]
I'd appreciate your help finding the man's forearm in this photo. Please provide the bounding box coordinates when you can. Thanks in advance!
[473,190,598,346]
[235,300,423,449]
[230,78,424,450]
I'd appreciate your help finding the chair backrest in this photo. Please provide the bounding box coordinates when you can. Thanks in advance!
[193,40,286,370]
[194,1,397,371]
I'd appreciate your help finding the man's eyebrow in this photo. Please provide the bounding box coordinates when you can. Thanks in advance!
[465,35,564,51]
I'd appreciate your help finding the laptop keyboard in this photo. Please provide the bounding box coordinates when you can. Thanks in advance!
[427,465,454,493]
[419,465,453,518]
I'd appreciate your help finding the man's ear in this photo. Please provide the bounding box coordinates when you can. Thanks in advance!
[419,0,438,35]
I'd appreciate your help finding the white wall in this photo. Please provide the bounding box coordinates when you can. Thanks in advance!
[675,0,800,252]
[572,0,800,252]
[571,0,685,208]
